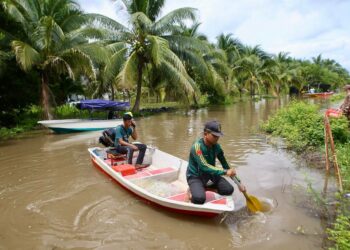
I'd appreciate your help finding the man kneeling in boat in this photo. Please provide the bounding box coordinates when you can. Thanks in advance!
[115,112,147,168]
[187,120,246,204]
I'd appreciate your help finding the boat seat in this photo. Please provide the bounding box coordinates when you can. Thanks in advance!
[125,167,177,180]
[106,148,127,166]
[167,191,227,205]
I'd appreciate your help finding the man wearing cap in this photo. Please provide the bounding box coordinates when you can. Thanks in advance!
[339,85,350,120]
[186,120,246,204]
[115,112,147,167]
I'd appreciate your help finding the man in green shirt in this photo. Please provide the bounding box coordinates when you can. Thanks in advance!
[115,112,146,167]
[187,120,246,204]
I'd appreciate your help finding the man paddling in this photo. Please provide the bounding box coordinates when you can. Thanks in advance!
[186,120,246,204]
[115,112,147,168]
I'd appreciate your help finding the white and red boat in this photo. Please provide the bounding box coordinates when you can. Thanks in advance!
[303,91,334,98]
[88,147,235,217]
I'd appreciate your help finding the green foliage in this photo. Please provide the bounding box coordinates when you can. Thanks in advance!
[262,100,350,249]
[335,143,350,190]
[140,102,182,109]
[0,127,24,138]
[262,101,350,152]
[54,104,108,119]
[327,215,350,250]
[0,105,41,139]
[261,101,324,151]
[330,93,346,102]
[329,117,350,144]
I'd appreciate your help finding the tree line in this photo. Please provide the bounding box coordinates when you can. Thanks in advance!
[1,0,349,124]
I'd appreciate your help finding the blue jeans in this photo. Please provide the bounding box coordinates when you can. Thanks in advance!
[187,175,234,204]
[115,143,146,164]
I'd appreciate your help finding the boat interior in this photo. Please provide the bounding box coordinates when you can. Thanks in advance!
[92,147,228,204]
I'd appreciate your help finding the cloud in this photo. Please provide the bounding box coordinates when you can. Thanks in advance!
[78,0,350,71]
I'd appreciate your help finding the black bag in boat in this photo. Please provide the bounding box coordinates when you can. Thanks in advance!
[99,128,116,147]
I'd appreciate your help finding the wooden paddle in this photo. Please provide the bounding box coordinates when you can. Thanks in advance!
[231,175,263,213]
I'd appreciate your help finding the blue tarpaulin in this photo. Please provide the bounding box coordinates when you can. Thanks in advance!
[76,99,130,110]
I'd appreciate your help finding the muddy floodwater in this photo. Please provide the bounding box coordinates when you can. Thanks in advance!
[0,98,332,249]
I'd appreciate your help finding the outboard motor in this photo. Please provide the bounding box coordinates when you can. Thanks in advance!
[99,128,116,147]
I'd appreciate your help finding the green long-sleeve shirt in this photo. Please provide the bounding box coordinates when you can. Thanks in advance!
[187,138,230,177]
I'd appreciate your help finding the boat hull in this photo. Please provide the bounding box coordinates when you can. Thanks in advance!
[303,92,334,98]
[38,119,123,133]
[88,147,235,217]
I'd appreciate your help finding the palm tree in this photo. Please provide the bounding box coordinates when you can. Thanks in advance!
[232,45,272,97]
[2,0,106,119]
[216,33,243,65]
[170,22,230,104]
[102,0,202,112]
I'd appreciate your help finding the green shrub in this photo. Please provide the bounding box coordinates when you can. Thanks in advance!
[329,117,350,144]
[327,215,350,250]
[53,104,108,119]
[262,100,350,249]
[262,101,324,151]
[54,104,84,119]
[335,143,350,190]
[330,93,346,102]
[0,127,24,138]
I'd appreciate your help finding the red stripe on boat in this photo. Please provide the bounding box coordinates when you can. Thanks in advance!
[210,198,227,205]
[148,167,175,175]
[125,171,152,179]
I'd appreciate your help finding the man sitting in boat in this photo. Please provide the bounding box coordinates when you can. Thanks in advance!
[186,120,246,204]
[115,112,147,168]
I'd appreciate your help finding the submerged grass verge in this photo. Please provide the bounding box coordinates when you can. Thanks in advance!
[261,100,350,249]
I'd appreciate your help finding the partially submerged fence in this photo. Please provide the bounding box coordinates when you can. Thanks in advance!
[324,109,343,192]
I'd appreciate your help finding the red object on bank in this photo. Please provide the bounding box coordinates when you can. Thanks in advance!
[325,108,342,118]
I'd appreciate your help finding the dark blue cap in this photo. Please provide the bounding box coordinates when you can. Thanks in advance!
[204,120,223,136]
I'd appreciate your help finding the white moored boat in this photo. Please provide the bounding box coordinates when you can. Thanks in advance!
[88,146,234,217]
[38,119,123,133]
[38,99,129,133]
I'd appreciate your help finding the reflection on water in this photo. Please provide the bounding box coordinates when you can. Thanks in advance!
[0,97,332,249]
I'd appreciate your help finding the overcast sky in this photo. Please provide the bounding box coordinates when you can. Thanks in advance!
[78,0,350,71]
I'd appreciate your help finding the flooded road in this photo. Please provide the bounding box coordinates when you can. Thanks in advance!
[0,98,330,249]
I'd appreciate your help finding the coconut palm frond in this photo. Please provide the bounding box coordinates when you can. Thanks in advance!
[180,50,210,78]
[153,7,197,34]
[117,51,138,88]
[43,56,75,79]
[131,12,153,31]
[62,48,96,80]
[33,16,65,51]
[205,49,227,62]
[11,40,41,71]
[2,0,30,28]
[84,13,128,32]
[69,27,111,40]
[146,0,165,21]
[73,42,110,65]
[106,42,127,54]
[162,60,194,95]
[165,35,209,53]
[104,47,128,84]
[147,35,169,66]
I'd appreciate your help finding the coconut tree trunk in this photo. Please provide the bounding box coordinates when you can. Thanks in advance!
[132,61,143,113]
[250,81,254,96]
[110,83,115,100]
[41,72,53,120]
[193,93,198,107]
